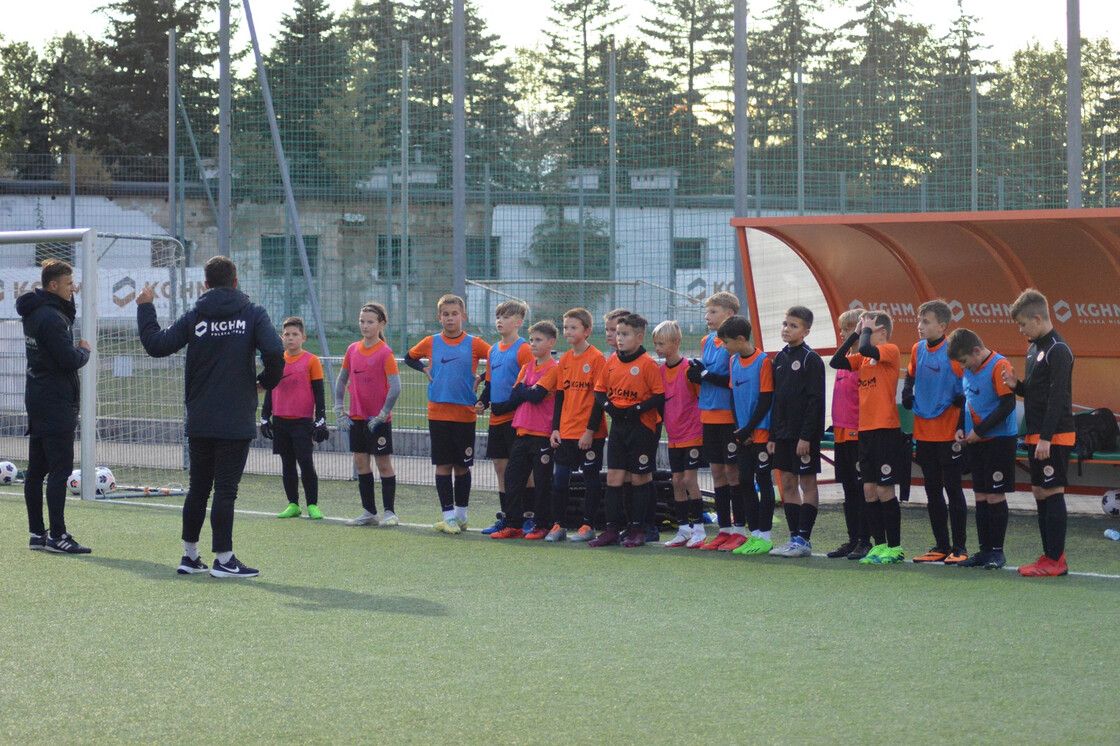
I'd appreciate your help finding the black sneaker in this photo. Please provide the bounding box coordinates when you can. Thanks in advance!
[29,533,46,551]
[957,550,991,568]
[983,550,1006,570]
[845,541,872,560]
[827,540,858,559]
[45,533,91,554]
[209,555,259,578]
[177,555,209,574]
[644,525,660,543]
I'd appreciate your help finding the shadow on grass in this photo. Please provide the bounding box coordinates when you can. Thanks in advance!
[83,556,450,616]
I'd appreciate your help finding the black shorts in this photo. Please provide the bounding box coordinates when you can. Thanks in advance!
[606,420,658,475]
[668,445,704,473]
[834,440,861,485]
[702,422,738,464]
[968,437,1017,494]
[859,428,905,486]
[273,417,313,458]
[736,442,773,479]
[349,419,393,455]
[772,438,822,475]
[1028,443,1071,489]
[554,438,605,471]
[429,420,476,467]
[915,439,965,472]
[486,420,516,460]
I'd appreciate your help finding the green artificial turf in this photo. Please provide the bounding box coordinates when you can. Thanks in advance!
[1,477,1117,743]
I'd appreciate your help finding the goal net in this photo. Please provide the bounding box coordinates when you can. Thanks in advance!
[0,228,191,499]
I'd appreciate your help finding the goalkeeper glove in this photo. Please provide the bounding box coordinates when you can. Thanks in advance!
[259,418,273,440]
[686,358,706,384]
[313,418,330,443]
[334,406,351,432]
[367,412,387,432]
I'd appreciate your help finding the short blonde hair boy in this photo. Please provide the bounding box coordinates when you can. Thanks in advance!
[563,308,593,330]
[652,320,682,343]
[436,294,465,313]
[495,300,529,319]
[704,292,740,314]
[838,308,864,330]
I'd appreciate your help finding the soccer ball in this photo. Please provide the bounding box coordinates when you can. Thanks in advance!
[66,468,117,496]
[1103,490,1120,516]
[0,461,17,484]
[95,467,116,495]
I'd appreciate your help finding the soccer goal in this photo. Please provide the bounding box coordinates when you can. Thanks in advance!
[0,228,192,499]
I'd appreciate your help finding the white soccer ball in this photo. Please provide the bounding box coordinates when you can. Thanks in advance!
[95,466,116,495]
[1103,489,1120,516]
[66,468,116,496]
[0,461,17,484]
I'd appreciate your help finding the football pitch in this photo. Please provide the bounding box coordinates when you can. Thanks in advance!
[2,476,1117,743]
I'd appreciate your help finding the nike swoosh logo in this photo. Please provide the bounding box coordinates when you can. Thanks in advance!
[440,357,459,364]
[925,364,941,372]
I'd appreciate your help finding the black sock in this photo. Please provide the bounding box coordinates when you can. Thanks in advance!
[497,490,507,517]
[582,469,602,526]
[741,480,760,532]
[944,468,968,551]
[453,472,471,508]
[632,481,654,526]
[797,503,818,540]
[883,498,901,547]
[783,501,801,535]
[1044,493,1067,560]
[435,474,453,512]
[674,499,689,526]
[647,483,660,529]
[714,484,732,529]
[381,475,396,513]
[688,498,704,527]
[975,500,990,552]
[924,484,950,550]
[757,472,776,532]
[729,481,747,528]
[841,480,861,542]
[872,500,886,545]
[988,500,1009,552]
[605,485,625,527]
[1036,497,1050,556]
[865,500,883,545]
[358,472,376,513]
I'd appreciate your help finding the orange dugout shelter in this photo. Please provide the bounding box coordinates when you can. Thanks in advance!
[732,208,1120,415]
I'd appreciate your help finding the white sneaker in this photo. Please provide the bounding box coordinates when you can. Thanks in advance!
[664,527,691,547]
[687,524,707,548]
[346,511,380,526]
[769,539,795,556]
[380,511,399,527]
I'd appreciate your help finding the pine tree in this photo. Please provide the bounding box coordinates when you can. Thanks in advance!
[90,0,221,178]
[541,0,625,169]
[257,0,348,188]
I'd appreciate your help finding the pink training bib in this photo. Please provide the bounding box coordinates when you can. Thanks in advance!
[346,341,395,420]
[273,352,317,418]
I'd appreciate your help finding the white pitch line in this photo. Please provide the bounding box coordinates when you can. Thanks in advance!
[4,491,1120,580]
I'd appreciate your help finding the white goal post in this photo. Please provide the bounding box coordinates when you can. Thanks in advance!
[0,228,189,500]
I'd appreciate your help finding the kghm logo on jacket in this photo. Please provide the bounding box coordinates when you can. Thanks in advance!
[194,319,247,338]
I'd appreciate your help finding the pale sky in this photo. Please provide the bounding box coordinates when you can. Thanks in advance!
[3,0,1117,66]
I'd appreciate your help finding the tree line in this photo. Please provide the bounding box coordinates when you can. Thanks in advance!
[1,0,1117,208]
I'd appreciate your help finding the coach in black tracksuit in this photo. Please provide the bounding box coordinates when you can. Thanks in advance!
[137,256,284,578]
[16,260,92,553]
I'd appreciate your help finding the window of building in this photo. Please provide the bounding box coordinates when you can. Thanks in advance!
[261,234,319,278]
[672,238,705,272]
